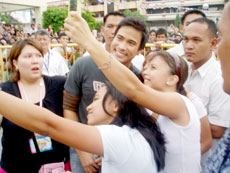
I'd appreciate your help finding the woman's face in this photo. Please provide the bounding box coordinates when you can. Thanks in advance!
[149,32,156,43]
[142,55,172,91]
[86,86,117,125]
[13,45,43,82]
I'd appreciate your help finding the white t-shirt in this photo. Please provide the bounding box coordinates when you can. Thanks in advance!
[167,42,185,58]
[157,95,201,173]
[96,125,157,173]
[131,54,145,71]
[42,49,69,76]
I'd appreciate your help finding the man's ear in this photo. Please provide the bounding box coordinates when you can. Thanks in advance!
[179,24,183,33]
[211,37,218,51]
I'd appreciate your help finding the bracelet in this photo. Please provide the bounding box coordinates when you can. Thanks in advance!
[98,54,113,70]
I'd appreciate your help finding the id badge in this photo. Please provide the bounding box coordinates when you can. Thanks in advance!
[35,133,53,152]
[29,138,37,154]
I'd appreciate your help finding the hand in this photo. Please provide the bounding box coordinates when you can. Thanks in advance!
[64,12,95,50]
[155,41,164,49]
[78,151,99,173]
[95,157,102,167]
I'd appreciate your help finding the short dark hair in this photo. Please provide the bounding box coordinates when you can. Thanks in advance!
[156,28,167,38]
[149,29,156,34]
[58,32,67,39]
[181,10,206,25]
[190,18,217,38]
[103,11,125,25]
[114,17,148,50]
[35,29,50,38]
[225,0,229,3]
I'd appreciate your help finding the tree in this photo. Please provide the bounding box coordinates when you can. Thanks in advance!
[174,14,181,28]
[42,8,97,33]
[123,9,148,27]
[82,11,96,31]
[95,21,103,32]
[43,8,68,33]
[0,13,10,23]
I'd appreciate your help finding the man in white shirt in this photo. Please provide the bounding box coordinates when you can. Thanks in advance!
[35,30,69,76]
[168,10,206,59]
[183,18,230,164]
[29,24,37,35]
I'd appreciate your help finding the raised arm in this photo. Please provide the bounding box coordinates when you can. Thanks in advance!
[0,91,103,156]
[64,12,187,119]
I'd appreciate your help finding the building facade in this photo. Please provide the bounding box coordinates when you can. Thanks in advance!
[46,0,224,28]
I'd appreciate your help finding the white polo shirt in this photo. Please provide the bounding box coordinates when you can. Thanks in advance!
[184,55,230,163]
[42,49,69,76]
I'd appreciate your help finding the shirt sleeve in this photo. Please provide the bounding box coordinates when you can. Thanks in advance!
[56,53,69,76]
[96,125,132,164]
[64,57,83,96]
[208,78,230,128]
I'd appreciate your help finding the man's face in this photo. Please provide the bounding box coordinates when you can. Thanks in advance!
[59,35,69,45]
[183,22,214,69]
[36,34,50,54]
[182,14,204,33]
[111,26,142,67]
[101,15,124,47]
[217,3,230,94]
[156,34,167,42]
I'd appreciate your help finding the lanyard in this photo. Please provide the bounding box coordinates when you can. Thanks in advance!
[44,51,50,74]
[18,79,43,107]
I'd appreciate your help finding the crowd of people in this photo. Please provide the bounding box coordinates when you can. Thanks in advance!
[0,1,229,172]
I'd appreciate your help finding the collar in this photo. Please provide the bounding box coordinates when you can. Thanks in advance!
[192,54,217,78]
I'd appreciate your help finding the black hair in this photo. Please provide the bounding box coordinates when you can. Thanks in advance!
[181,10,206,25]
[35,29,50,38]
[114,17,148,50]
[190,18,217,38]
[156,28,167,38]
[102,81,165,171]
[103,11,126,25]
[58,32,67,39]
[150,29,156,34]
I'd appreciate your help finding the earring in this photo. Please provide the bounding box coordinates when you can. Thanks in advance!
[15,67,18,71]
[166,81,170,85]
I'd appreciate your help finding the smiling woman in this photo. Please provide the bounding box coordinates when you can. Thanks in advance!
[0,39,70,172]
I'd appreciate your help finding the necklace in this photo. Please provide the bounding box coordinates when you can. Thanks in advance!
[18,78,43,107]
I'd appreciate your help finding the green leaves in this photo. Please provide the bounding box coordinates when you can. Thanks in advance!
[42,8,98,33]
[43,7,68,33]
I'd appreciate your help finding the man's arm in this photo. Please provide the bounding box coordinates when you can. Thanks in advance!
[210,125,226,138]
[63,90,99,172]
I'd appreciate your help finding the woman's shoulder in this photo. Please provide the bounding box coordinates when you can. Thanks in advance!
[43,75,66,88]
[1,80,16,91]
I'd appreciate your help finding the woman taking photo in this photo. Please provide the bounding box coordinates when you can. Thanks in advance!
[63,13,201,172]
[0,39,69,172]
[0,81,165,172]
